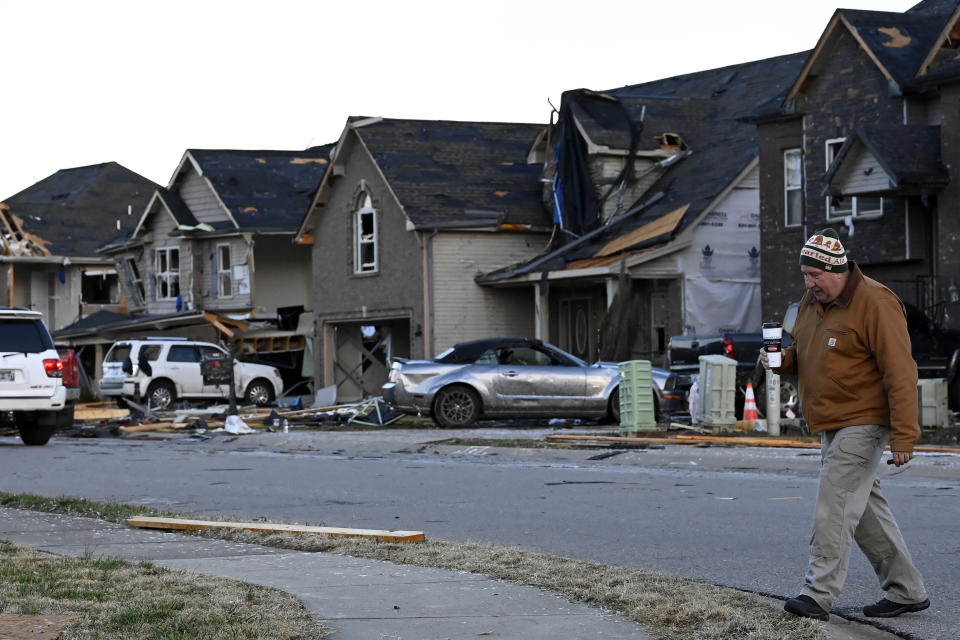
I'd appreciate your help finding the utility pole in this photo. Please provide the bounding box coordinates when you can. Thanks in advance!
[765,369,780,436]
[227,340,238,416]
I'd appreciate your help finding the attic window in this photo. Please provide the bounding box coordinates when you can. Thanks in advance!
[353,192,378,275]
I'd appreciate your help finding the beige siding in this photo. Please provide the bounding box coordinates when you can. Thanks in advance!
[431,231,547,351]
[249,235,311,315]
[179,170,226,224]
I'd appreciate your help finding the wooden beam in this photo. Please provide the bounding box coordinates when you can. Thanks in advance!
[125,516,426,543]
[203,312,234,338]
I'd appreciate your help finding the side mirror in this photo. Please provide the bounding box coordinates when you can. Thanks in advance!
[122,356,133,375]
[783,302,800,337]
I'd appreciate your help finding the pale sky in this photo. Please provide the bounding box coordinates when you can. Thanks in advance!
[1,0,918,200]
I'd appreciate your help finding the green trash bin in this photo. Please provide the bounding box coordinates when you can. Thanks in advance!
[618,360,656,435]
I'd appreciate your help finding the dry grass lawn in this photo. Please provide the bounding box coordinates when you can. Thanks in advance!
[0,491,826,640]
[0,540,330,639]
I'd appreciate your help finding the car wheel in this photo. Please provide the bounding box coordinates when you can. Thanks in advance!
[245,379,274,406]
[146,380,176,411]
[18,420,54,446]
[607,387,621,424]
[432,385,480,428]
[755,376,800,419]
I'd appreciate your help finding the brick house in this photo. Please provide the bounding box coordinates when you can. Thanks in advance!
[755,0,960,327]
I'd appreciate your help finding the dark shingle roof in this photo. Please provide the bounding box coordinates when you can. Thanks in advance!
[907,0,958,15]
[839,9,946,88]
[2,162,159,256]
[188,146,333,231]
[479,53,809,282]
[351,119,548,229]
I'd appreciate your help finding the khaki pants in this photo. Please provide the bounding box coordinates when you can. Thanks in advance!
[802,424,927,611]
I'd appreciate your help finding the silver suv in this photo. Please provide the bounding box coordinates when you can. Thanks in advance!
[0,308,73,445]
[99,338,284,410]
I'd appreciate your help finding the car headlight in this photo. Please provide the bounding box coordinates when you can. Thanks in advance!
[388,367,400,383]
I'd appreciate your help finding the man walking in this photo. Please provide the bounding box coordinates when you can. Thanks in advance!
[765,228,929,621]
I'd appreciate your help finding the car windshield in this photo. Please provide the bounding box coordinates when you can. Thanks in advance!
[0,319,55,353]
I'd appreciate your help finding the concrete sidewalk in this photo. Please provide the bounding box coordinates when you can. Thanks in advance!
[0,506,898,640]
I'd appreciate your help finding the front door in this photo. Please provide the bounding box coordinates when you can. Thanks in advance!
[559,298,592,361]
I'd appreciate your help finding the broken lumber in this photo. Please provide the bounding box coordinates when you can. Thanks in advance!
[546,434,821,449]
[124,516,426,543]
[118,423,177,433]
[74,407,130,421]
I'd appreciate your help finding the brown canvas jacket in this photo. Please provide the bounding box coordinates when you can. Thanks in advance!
[777,263,920,452]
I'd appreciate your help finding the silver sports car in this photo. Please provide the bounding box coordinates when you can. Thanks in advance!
[381,337,625,427]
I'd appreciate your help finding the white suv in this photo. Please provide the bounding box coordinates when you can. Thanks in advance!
[99,338,284,411]
[0,308,73,445]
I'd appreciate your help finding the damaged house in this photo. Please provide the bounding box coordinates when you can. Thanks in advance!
[755,0,960,331]
[295,117,552,401]
[57,148,332,389]
[0,162,158,334]
[479,52,808,364]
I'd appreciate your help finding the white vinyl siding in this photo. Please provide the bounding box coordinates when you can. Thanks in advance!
[835,151,890,195]
[430,232,548,351]
[826,138,882,219]
[784,148,803,227]
[179,170,226,224]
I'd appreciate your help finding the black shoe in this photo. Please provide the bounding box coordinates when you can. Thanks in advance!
[862,598,930,618]
[784,594,830,621]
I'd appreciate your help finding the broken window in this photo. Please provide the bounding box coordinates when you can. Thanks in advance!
[124,258,146,307]
[354,192,378,274]
[826,139,882,219]
[784,148,803,227]
[81,269,119,304]
[217,244,232,298]
[156,247,180,300]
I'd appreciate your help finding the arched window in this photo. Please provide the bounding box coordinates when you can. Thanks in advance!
[354,192,378,274]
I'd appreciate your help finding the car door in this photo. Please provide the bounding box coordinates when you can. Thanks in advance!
[165,345,205,398]
[199,345,232,397]
[493,345,587,414]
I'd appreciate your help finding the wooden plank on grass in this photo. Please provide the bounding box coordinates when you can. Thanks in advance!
[125,516,426,543]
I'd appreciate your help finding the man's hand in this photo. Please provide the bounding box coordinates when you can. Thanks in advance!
[890,451,914,467]
[758,350,770,370]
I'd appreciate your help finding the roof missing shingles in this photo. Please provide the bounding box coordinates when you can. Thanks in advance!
[878,26,912,47]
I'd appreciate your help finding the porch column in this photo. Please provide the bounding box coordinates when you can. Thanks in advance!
[605,277,618,309]
[534,282,549,340]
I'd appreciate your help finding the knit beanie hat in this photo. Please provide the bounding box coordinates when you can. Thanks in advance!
[799,228,848,272]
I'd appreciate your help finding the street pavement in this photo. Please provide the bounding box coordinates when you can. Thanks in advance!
[0,498,901,639]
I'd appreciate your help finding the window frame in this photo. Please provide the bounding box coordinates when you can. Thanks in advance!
[216,243,232,299]
[353,192,378,275]
[783,148,803,228]
[825,138,883,219]
[155,247,181,300]
[125,257,145,306]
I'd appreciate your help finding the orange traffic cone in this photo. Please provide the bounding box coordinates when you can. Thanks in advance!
[742,381,760,422]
